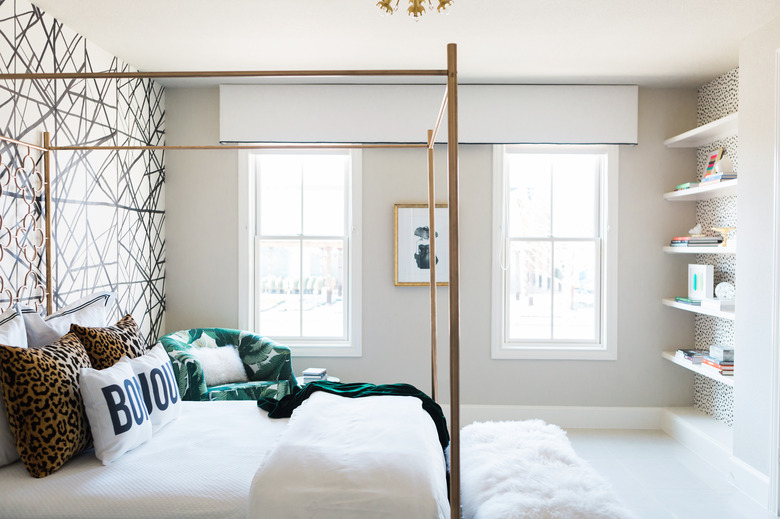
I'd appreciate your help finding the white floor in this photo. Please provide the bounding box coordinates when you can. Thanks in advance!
[565,428,777,519]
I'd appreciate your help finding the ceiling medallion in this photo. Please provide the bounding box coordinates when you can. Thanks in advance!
[377,0,452,18]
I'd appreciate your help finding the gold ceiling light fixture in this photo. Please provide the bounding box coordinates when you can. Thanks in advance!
[377,0,453,18]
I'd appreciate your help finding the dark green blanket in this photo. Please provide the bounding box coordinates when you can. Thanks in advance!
[257,381,450,452]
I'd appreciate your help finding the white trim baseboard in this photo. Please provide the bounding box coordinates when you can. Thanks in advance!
[436,404,770,508]
[439,404,663,430]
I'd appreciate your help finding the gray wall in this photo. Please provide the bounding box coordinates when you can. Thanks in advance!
[734,14,780,476]
[165,86,700,408]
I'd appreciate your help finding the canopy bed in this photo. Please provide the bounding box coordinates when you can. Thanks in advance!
[0,44,463,518]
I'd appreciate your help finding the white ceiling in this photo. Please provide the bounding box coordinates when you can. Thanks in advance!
[30,0,780,88]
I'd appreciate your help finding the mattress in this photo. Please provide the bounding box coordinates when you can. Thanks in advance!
[0,400,289,519]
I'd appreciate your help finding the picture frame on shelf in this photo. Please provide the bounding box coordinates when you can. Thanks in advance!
[702,148,723,179]
[394,203,449,286]
[688,264,714,301]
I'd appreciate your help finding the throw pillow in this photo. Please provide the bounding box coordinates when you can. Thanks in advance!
[191,346,248,387]
[80,360,153,464]
[70,314,147,370]
[120,344,182,433]
[0,333,92,478]
[0,305,28,467]
[21,291,116,348]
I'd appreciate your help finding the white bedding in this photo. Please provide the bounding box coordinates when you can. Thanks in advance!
[0,401,289,519]
[249,391,450,519]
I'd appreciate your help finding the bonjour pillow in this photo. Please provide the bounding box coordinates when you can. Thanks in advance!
[0,333,92,478]
[20,291,115,348]
[70,314,147,370]
[191,346,248,387]
[80,360,153,464]
[0,305,28,467]
[121,344,182,433]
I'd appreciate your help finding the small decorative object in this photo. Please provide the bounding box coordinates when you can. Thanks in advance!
[377,0,452,18]
[688,264,714,301]
[688,223,704,237]
[715,281,736,300]
[714,155,735,174]
[711,227,736,247]
[394,204,449,286]
[703,148,723,179]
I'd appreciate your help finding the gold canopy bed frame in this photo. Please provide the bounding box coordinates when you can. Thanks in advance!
[0,43,463,517]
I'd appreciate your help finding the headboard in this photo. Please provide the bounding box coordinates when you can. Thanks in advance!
[0,134,50,314]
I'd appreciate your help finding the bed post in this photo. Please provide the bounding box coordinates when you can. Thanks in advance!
[427,129,438,403]
[446,42,461,519]
[43,131,53,315]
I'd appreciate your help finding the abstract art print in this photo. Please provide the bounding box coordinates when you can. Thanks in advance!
[394,204,449,286]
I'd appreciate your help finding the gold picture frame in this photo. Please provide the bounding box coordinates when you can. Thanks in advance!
[394,203,449,286]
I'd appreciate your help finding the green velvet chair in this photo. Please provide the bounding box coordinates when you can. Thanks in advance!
[158,328,297,401]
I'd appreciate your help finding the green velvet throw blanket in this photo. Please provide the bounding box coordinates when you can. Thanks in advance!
[257,381,450,452]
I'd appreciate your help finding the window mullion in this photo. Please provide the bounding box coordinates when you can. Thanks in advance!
[299,161,305,338]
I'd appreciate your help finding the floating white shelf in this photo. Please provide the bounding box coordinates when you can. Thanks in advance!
[663,178,738,201]
[662,298,735,320]
[664,113,739,148]
[662,351,734,387]
[662,245,736,254]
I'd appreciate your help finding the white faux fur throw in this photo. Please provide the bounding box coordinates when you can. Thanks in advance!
[460,420,637,519]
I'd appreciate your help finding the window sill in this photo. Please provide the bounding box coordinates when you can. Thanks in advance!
[492,343,616,361]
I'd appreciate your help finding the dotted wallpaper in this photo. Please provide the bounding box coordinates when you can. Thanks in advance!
[692,68,738,426]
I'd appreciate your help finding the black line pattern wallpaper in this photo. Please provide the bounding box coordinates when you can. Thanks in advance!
[0,0,165,344]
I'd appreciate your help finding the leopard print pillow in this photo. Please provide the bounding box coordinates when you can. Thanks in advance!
[0,333,93,478]
[70,314,148,370]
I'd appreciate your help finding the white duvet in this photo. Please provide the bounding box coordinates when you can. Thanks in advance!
[0,401,289,519]
[248,391,450,519]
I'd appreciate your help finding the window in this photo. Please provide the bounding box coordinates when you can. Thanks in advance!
[239,150,362,357]
[492,145,617,360]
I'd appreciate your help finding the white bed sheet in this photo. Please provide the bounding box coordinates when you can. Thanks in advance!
[0,400,288,519]
[249,391,450,519]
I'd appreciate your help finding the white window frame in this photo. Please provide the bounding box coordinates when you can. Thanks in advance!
[238,149,362,357]
[491,144,618,360]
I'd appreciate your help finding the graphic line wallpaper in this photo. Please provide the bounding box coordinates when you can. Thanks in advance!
[0,0,165,344]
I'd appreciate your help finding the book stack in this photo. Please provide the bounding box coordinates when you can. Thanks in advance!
[675,348,708,364]
[701,357,734,376]
[301,367,328,384]
[674,296,701,306]
[700,344,735,377]
[687,235,723,247]
[701,172,737,184]
[669,236,690,247]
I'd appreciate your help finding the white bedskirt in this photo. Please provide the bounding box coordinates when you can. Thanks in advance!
[0,401,289,519]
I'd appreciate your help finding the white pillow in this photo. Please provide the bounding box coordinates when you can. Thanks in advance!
[21,291,116,348]
[80,360,153,465]
[0,305,28,467]
[191,346,248,387]
[120,344,182,433]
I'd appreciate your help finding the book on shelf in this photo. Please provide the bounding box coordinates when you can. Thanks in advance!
[675,349,708,363]
[700,363,734,376]
[674,182,699,190]
[674,296,701,306]
[701,173,737,183]
[688,236,723,244]
[702,357,734,369]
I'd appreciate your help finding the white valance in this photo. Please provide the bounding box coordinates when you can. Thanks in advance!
[219,84,638,145]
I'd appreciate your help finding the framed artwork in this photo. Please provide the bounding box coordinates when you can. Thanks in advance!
[688,264,714,301]
[394,204,449,286]
[703,148,723,179]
